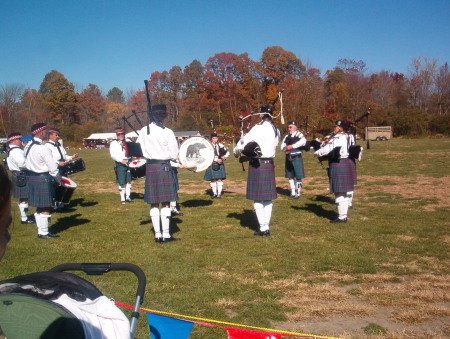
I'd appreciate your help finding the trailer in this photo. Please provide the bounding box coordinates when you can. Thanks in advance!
[365,126,392,141]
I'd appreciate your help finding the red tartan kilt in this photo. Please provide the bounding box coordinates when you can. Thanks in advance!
[329,158,355,193]
[246,161,277,201]
[144,163,178,204]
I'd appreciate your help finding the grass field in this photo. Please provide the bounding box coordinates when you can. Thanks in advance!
[1,138,449,338]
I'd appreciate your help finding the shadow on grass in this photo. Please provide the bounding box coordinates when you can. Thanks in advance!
[276,186,291,197]
[227,209,258,231]
[313,195,334,204]
[130,192,144,200]
[181,199,213,208]
[50,214,91,234]
[292,203,336,220]
[65,198,99,209]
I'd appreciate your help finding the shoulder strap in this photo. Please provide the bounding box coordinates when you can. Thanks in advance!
[25,140,39,158]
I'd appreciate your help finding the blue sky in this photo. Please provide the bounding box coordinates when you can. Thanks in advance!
[1,0,448,94]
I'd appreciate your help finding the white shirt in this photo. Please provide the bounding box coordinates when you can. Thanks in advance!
[6,146,26,171]
[212,142,230,161]
[24,137,60,178]
[45,140,72,163]
[137,123,179,160]
[280,131,306,155]
[314,132,349,159]
[109,139,127,163]
[234,120,280,158]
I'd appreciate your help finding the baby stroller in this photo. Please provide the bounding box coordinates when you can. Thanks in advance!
[0,263,146,339]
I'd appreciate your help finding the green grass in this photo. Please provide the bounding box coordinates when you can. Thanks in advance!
[1,138,449,338]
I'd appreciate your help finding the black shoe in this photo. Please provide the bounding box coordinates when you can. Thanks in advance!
[253,230,271,236]
[21,219,35,224]
[216,194,221,199]
[348,205,353,209]
[289,194,296,199]
[38,233,60,239]
[160,237,181,243]
[330,218,347,223]
[126,197,132,202]
[211,194,217,199]
[171,210,183,216]
[155,237,162,243]
[294,194,300,199]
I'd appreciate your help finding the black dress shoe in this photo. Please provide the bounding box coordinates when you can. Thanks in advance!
[330,218,347,223]
[155,237,162,243]
[211,194,216,199]
[253,230,271,236]
[21,219,35,224]
[160,237,181,243]
[171,210,183,216]
[289,194,296,199]
[38,233,60,239]
[216,194,221,199]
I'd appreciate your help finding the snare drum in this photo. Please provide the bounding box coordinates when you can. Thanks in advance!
[129,158,146,179]
[55,176,77,204]
[178,137,215,172]
[60,158,86,176]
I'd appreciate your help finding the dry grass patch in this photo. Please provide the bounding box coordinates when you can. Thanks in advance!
[214,297,241,307]
[392,306,450,324]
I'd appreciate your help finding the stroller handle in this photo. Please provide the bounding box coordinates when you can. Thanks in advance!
[50,263,146,300]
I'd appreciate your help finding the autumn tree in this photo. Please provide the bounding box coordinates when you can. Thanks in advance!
[18,89,47,132]
[39,70,79,125]
[0,84,24,136]
[78,84,107,125]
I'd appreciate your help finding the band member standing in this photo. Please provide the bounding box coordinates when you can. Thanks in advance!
[204,133,230,199]
[233,106,280,236]
[280,121,307,199]
[314,120,355,223]
[6,133,34,224]
[109,128,132,204]
[137,104,180,243]
[343,120,358,209]
[24,123,61,238]
[45,127,78,210]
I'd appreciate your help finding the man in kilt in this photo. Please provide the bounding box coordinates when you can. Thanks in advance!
[233,106,280,236]
[137,104,180,243]
[204,133,229,199]
[342,120,359,209]
[110,127,132,205]
[6,132,35,224]
[314,120,355,223]
[24,123,61,238]
[280,121,307,199]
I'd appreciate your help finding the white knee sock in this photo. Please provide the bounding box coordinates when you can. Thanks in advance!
[18,202,28,221]
[161,207,172,238]
[119,185,125,201]
[170,201,177,211]
[347,191,354,207]
[210,182,217,195]
[335,195,348,220]
[39,214,52,235]
[34,212,41,233]
[289,179,296,195]
[296,180,302,197]
[217,181,224,195]
[253,201,265,231]
[262,200,273,231]
[125,183,131,198]
[150,207,161,238]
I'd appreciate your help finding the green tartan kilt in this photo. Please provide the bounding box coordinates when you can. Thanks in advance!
[27,173,55,208]
[144,162,178,204]
[172,167,179,191]
[246,160,277,201]
[115,163,131,185]
[203,163,226,181]
[12,171,29,199]
[284,155,305,179]
[329,158,355,193]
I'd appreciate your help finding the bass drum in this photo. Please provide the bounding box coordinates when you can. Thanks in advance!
[60,158,86,176]
[55,176,77,204]
[129,158,146,179]
[178,136,215,172]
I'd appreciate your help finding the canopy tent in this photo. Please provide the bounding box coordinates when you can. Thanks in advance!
[83,133,116,148]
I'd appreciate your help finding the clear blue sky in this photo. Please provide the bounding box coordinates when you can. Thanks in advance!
[1,0,449,94]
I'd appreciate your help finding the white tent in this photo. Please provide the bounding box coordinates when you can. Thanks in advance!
[83,133,116,148]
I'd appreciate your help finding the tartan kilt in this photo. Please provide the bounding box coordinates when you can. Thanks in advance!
[144,163,178,204]
[27,173,55,208]
[115,163,131,185]
[12,171,29,199]
[246,160,277,201]
[203,163,226,181]
[172,167,179,191]
[284,155,305,179]
[349,158,358,185]
[329,158,355,193]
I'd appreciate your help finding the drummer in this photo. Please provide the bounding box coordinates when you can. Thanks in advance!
[46,127,78,210]
[204,133,229,199]
[109,127,132,205]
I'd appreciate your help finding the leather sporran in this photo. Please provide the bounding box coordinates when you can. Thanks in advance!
[14,171,27,187]
[211,162,221,171]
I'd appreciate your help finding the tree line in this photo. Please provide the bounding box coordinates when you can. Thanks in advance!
[1,46,449,145]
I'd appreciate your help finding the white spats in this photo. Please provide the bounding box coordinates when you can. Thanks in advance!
[150,207,161,238]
